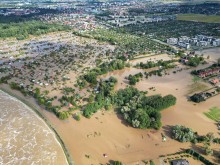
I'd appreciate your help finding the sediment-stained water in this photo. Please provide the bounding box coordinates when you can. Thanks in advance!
[0,91,68,165]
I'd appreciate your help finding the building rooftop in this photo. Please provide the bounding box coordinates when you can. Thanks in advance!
[170,159,190,165]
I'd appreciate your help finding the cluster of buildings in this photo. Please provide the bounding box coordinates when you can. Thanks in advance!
[0,8,39,16]
[100,15,175,27]
[197,67,220,79]
[167,35,220,49]
[39,13,99,30]
[192,66,220,88]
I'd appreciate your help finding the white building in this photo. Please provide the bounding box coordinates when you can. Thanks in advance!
[196,35,206,41]
[197,41,208,47]
[213,39,220,46]
[190,38,198,44]
[178,42,191,49]
[179,36,190,43]
[167,38,178,45]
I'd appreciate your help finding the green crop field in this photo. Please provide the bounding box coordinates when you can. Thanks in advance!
[204,107,220,121]
[177,14,220,23]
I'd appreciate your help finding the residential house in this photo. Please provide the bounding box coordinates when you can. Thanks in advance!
[198,67,220,78]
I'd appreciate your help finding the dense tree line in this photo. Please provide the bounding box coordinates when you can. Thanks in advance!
[113,87,176,129]
[0,20,70,39]
[0,8,61,23]
[136,60,176,69]
[121,20,220,41]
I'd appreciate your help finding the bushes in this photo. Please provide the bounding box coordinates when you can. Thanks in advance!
[74,114,81,121]
[127,72,143,85]
[111,161,123,165]
[0,75,11,84]
[213,138,220,144]
[57,111,69,120]
[187,56,204,67]
[9,82,27,96]
[84,72,98,85]
[171,125,196,142]
[150,160,156,165]
[83,102,103,118]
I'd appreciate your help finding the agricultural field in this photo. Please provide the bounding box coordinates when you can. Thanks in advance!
[177,14,220,23]
[204,107,220,121]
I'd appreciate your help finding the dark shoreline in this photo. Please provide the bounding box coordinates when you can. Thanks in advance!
[0,86,74,165]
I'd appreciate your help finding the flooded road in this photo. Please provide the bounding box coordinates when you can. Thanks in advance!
[0,91,68,165]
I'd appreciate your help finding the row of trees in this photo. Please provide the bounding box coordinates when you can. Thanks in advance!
[0,20,70,39]
[185,149,214,165]
[136,60,176,69]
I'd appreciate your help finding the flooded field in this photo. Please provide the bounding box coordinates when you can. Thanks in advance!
[42,48,219,164]
[0,91,68,165]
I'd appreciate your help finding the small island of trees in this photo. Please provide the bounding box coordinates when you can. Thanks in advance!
[83,76,176,130]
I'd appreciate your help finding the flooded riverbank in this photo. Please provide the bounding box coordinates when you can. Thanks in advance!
[0,90,68,165]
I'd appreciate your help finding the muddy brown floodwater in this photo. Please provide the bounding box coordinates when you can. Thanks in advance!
[0,91,68,165]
